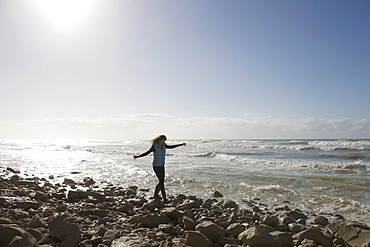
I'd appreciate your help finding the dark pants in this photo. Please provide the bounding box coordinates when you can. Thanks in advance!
[153,165,166,200]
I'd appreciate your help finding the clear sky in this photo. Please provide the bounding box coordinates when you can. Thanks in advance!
[1,0,369,139]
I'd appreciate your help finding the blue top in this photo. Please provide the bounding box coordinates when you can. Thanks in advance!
[152,142,166,167]
[136,142,183,166]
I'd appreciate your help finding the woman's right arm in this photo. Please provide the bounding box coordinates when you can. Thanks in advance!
[133,146,155,159]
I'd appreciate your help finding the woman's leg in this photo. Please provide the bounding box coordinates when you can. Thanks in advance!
[153,166,166,200]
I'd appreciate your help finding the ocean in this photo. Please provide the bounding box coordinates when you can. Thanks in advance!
[1,139,369,225]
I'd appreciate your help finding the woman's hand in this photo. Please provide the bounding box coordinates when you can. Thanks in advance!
[133,155,139,159]
[182,143,186,146]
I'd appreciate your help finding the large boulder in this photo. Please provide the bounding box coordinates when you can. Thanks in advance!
[238,227,281,247]
[177,199,201,210]
[28,214,47,228]
[16,201,41,210]
[67,190,92,201]
[60,235,78,247]
[83,177,96,187]
[278,216,296,225]
[137,214,171,228]
[9,209,29,220]
[184,231,213,247]
[7,167,20,174]
[213,191,224,198]
[159,224,176,235]
[294,227,331,247]
[182,216,198,230]
[226,223,245,238]
[288,223,304,233]
[116,201,135,215]
[222,200,238,209]
[285,210,307,220]
[0,224,36,247]
[63,178,76,185]
[195,221,225,243]
[34,191,50,202]
[160,207,185,220]
[331,220,370,247]
[93,225,107,236]
[261,215,278,227]
[102,229,121,245]
[48,215,81,243]
[313,215,329,226]
[270,231,293,247]
[89,191,106,202]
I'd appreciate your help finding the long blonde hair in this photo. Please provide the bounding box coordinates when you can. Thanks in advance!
[151,135,167,144]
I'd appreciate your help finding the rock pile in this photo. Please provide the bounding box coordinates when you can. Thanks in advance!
[0,166,369,247]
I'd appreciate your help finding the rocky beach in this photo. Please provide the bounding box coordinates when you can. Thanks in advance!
[0,166,369,247]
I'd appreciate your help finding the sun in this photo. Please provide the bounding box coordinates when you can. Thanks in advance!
[35,0,94,31]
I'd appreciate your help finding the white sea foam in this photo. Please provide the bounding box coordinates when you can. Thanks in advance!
[191,139,370,151]
[212,153,370,174]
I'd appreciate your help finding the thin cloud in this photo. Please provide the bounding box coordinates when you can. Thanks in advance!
[1,115,369,139]
[129,113,171,119]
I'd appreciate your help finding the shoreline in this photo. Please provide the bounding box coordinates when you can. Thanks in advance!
[0,166,369,247]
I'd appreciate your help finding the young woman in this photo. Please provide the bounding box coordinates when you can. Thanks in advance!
[133,135,186,202]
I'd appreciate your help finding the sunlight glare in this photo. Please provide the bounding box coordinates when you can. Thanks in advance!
[35,0,94,31]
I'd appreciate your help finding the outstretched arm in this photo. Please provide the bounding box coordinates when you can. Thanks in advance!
[133,146,155,159]
[165,143,186,149]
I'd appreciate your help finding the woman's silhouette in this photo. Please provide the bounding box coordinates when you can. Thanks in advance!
[134,135,186,202]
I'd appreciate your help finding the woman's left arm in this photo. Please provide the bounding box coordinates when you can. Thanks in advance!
[165,143,186,149]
